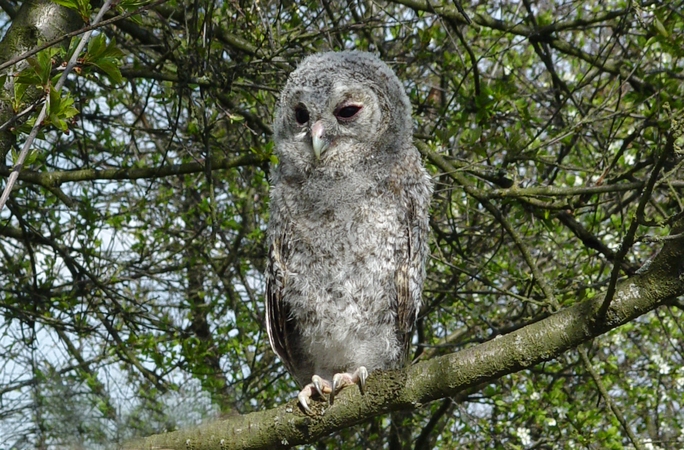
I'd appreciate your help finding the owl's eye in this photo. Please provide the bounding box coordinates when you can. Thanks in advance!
[335,105,362,121]
[294,106,309,125]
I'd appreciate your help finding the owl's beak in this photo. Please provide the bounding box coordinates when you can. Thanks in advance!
[311,120,328,159]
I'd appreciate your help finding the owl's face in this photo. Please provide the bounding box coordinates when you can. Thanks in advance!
[274,52,412,171]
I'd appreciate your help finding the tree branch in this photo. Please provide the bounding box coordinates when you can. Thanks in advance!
[0,154,267,187]
[125,217,684,449]
[578,347,644,450]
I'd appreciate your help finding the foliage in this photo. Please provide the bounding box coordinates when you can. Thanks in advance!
[52,0,91,22]
[0,0,683,449]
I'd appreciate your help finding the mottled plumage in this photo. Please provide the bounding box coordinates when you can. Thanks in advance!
[266,51,432,411]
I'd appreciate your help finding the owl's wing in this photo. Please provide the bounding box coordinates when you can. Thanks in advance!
[265,233,298,377]
[395,184,429,359]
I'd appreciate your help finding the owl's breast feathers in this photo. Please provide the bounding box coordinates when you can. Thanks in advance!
[266,146,431,384]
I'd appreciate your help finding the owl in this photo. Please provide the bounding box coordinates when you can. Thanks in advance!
[266,51,432,413]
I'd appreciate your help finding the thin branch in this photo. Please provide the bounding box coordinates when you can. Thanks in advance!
[413,398,452,450]
[119,68,280,93]
[486,181,645,199]
[554,211,640,275]
[598,134,672,318]
[389,0,651,93]
[0,0,16,19]
[578,347,644,450]
[0,99,40,132]
[0,154,266,186]
[54,328,117,419]
[0,355,107,397]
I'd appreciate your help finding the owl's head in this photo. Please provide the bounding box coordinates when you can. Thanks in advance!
[274,51,412,169]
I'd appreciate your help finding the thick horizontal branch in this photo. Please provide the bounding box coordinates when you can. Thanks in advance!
[124,218,684,449]
[0,154,267,187]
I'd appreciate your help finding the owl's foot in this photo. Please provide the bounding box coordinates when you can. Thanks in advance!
[297,367,368,413]
[330,366,368,404]
[297,375,332,414]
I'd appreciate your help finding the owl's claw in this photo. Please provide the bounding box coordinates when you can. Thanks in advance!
[298,376,332,414]
[357,366,368,393]
[297,368,368,412]
[330,366,368,404]
[297,387,314,414]
[312,374,329,398]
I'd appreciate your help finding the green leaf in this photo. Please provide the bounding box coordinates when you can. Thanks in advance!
[653,17,669,38]
[100,38,125,59]
[65,36,81,62]
[84,36,124,84]
[62,104,79,120]
[14,72,41,88]
[25,57,43,77]
[36,48,57,84]
[76,0,92,18]
[50,115,68,132]
[51,0,79,10]
[47,85,60,116]
[116,0,148,24]
[43,87,80,132]
[25,149,38,166]
[87,33,106,59]
[93,60,123,84]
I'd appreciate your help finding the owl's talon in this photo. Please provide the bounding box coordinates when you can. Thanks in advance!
[357,366,368,394]
[330,376,341,404]
[330,366,368,404]
[330,373,348,400]
[312,375,328,399]
[298,376,333,413]
[297,387,314,414]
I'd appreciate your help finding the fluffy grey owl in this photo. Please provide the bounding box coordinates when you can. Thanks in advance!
[266,51,432,412]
